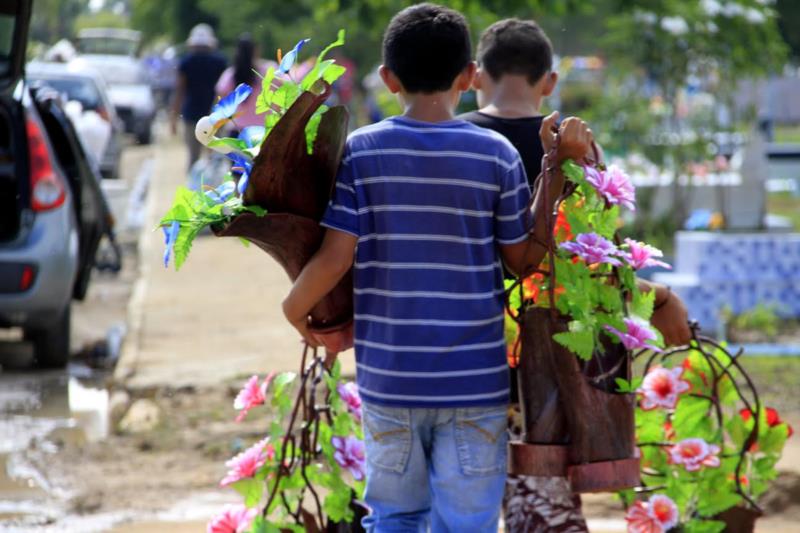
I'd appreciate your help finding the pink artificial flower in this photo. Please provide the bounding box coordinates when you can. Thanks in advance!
[625,494,679,533]
[638,366,690,410]
[668,438,721,472]
[585,164,636,211]
[207,504,257,533]
[605,318,663,352]
[559,232,623,266]
[332,435,366,481]
[622,239,671,271]
[220,437,274,487]
[337,382,362,422]
[234,372,275,422]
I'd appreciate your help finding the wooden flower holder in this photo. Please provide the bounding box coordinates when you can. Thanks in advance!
[511,307,640,492]
[213,84,353,332]
[508,135,639,493]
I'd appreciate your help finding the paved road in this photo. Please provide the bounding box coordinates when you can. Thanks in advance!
[114,134,356,389]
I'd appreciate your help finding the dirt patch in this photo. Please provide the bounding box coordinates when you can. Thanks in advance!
[38,383,274,520]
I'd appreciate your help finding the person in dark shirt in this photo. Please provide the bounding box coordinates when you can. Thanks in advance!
[460,18,692,533]
[170,24,227,170]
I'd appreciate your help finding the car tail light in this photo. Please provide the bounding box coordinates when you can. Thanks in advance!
[26,113,66,212]
[20,265,36,291]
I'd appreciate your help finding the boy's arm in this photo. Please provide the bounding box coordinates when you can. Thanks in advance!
[640,280,692,346]
[282,229,357,346]
[500,112,593,276]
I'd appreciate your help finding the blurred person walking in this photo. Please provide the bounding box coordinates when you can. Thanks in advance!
[215,33,276,133]
[170,24,227,170]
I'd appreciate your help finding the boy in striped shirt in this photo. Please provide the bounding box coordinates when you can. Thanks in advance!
[282,4,593,530]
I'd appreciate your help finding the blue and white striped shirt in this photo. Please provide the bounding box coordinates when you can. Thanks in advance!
[321,116,531,407]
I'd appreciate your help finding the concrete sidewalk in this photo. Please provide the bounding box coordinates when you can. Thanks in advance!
[114,137,355,389]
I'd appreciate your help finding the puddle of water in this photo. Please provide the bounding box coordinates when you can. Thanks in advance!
[0,365,110,528]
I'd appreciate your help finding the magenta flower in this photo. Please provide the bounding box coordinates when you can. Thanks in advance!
[622,239,671,270]
[337,382,362,421]
[332,435,366,481]
[585,164,636,211]
[625,494,679,533]
[668,438,721,472]
[207,504,257,533]
[559,233,623,266]
[638,366,690,410]
[605,318,663,352]
[233,372,275,422]
[220,437,274,487]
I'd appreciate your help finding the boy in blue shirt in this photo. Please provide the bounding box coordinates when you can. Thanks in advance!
[282,4,593,531]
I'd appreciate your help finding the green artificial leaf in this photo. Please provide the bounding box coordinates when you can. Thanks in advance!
[672,395,714,441]
[635,407,667,443]
[231,477,264,508]
[753,456,779,480]
[249,516,282,533]
[321,63,346,85]
[589,204,619,238]
[553,320,595,360]
[300,29,346,91]
[630,287,656,321]
[242,204,268,217]
[272,81,302,112]
[323,484,354,523]
[173,222,204,271]
[596,284,624,313]
[561,160,584,184]
[684,519,726,533]
[759,423,789,454]
[726,413,749,449]
[304,104,329,154]
[208,137,247,153]
[160,186,196,225]
[272,372,297,399]
[615,376,643,393]
[263,111,280,138]
[256,66,277,114]
[696,490,743,517]
[238,237,251,248]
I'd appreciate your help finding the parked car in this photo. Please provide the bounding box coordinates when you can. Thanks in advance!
[0,0,111,368]
[76,28,155,144]
[26,60,123,180]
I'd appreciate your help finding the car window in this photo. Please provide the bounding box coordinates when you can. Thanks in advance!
[29,76,102,110]
[77,37,138,57]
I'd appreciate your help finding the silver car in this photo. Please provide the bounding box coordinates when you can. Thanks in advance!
[77,28,155,144]
[0,0,109,368]
[26,60,123,180]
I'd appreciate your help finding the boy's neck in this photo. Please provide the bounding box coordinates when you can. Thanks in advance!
[480,78,544,119]
[401,92,459,123]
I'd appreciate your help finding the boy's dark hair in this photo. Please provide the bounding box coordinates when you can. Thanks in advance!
[477,19,553,85]
[382,3,472,93]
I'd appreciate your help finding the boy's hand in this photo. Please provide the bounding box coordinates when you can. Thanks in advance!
[283,299,321,348]
[539,112,594,163]
[651,291,692,346]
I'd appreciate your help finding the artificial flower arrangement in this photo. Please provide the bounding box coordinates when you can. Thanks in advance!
[504,142,791,531]
[159,32,368,532]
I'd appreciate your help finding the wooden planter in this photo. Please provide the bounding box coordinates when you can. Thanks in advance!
[509,307,640,493]
[213,84,353,332]
[714,506,762,533]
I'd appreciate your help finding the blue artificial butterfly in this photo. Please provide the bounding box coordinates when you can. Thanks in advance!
[228,153,253,196]
[208,83,253,129]
[238,125,266,149]
[278,39,310,75]
[204,180,237,205]
[162,220,180,268]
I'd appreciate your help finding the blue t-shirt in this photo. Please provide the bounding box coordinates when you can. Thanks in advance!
[321,116,532,407]
[178,51,227,122]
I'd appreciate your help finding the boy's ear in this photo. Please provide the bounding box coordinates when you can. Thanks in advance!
[378,65,403,94]
[455,61,477,92]
[472,67,484,91]
[541,71,558,97]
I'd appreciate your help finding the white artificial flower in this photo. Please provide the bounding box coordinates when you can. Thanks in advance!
[701,0,722,16]
[744,7,767,24]
[661,16,689,35]
[634,9,657,25]
[721,3,745,17]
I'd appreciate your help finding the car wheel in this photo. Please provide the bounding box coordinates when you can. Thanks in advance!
[26,306,71,369]
[136,126,152,145]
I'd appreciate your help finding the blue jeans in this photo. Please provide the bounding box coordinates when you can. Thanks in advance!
[361,402,508,532]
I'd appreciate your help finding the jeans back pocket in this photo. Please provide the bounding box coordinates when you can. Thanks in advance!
[454,406,508,476]
[362,403,412,474]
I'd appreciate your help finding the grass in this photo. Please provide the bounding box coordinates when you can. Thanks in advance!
[736,355,800,415]
[774,125,800,144]
[766,192,800,231]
